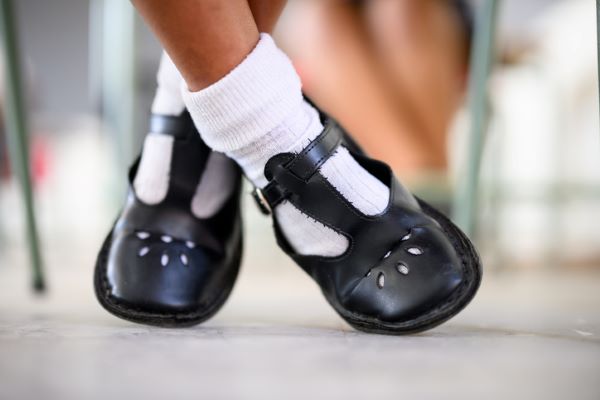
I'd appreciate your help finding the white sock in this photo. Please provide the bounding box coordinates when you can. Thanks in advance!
[183,34,389,256]
[150,52,186,116]
[190,152,237,218]
[133,52,236,218]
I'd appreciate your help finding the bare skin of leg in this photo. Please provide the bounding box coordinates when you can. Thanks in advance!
[248,0,287,33]
[280,1,435,178]
[366,0,469,171]
[131,0,284,91]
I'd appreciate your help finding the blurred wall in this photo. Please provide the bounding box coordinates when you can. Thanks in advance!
[13,0,162,130]
[15,0,91,118]
[13,0,565,122]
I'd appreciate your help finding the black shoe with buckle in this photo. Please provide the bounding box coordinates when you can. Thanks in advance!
[252,114,482,335]
[94,112,243,327]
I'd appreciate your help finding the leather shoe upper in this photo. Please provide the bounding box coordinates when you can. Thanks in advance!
[102,112,243,317]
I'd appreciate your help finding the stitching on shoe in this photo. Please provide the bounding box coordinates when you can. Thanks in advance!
[288,124,336,179]
[288,123,331,169]
[273,203,355,262]
[317,174,380,220]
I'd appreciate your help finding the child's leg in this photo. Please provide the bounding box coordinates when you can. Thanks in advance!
[127,0,481,335]
[366,0,470,170]
[132,0,260,91]
[280,0,434,177]
[131,0,389,257]
[133,51,239,215]
[96,1,291,327]
[247,0,287,33]
[134,0,286,216]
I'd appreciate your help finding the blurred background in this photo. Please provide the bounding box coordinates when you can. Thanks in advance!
[0,0,598,399]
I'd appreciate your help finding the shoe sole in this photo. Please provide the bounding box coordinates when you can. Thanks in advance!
[324,198,483,335]
[93,227,243,328]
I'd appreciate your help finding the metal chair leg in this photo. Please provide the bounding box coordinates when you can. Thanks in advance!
[0,0,45,292]
[453,0,500,238]
[100,0,138,178]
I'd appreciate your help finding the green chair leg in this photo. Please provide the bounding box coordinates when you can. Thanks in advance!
[0,0,45,292]
[453,0,500,238]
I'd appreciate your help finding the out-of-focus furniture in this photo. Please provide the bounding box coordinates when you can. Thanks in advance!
[90,0,138,182]
[453,0,499,238]
[0,0,45,292]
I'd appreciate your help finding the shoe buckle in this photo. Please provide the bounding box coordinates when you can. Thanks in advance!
[252,187,272,215]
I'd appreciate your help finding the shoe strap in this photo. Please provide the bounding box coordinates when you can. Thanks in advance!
[287,122,342,180]
[149,112,196,139]
[130,112,210,202]
[253,119,342,214]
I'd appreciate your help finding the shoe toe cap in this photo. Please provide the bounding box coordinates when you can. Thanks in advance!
[342,224,464,322]
[104,231,228,315]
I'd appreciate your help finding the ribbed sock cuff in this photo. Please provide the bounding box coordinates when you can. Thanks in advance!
[181,33,303,153]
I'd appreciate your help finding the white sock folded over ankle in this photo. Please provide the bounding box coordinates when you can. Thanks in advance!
[183,34,389,257]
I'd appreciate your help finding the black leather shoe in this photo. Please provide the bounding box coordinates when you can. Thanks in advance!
[252,115,482,335]
[94,112,243,327]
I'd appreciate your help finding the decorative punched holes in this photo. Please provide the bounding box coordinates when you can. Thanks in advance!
[396,263,409,275]
[136,231,150,240]
[180,253,189,266]
[161,254,169,267]
[407,247,423,256]
[377,272,385,289]
[138,247,150,257]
